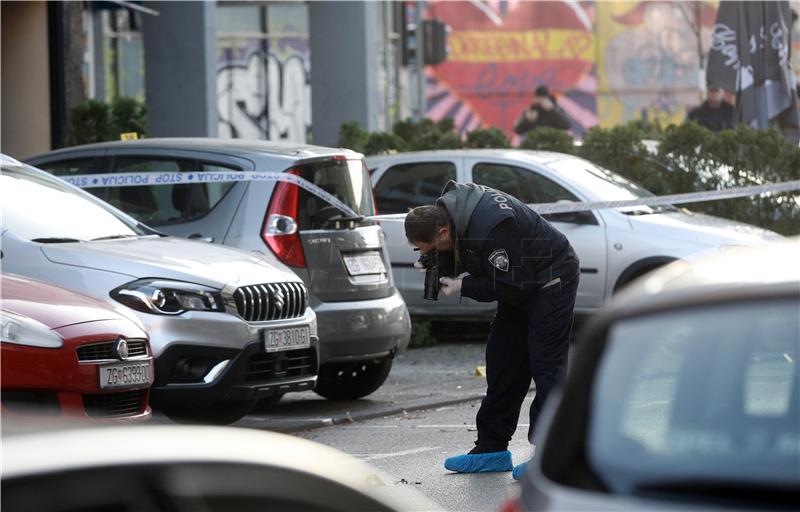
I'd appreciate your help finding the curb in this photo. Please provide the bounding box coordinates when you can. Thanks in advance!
[240,392,486,433]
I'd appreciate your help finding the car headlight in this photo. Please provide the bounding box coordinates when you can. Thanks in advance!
[0,310,63,348]
[111,279,225,315]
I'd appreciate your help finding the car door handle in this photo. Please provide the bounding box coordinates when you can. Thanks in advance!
[187,234,214,243]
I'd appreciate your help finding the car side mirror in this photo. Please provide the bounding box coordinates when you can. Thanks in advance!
[543,210,597,225]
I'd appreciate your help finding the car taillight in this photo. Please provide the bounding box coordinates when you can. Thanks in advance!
[262,168,306,267]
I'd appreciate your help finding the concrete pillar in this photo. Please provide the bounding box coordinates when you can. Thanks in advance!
[142,1,217,137]
[1,1,52,158]
[309,1,382,146]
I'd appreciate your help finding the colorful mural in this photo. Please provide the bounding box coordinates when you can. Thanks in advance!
[596,1,717,126]
[424,0,598,138]
[217,26,311,142]
[423,0,727,136]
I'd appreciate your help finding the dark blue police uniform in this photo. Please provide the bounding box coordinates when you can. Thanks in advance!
[438,182,579,451]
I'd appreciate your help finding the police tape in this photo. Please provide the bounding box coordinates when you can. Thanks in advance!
[528,180,800,214]
[59,171,800,217]
[62,170,359,218]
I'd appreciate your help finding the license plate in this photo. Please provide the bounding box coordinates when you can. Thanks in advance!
[262,326,311,353]
[99,361,152,389]
[343,251,386,276]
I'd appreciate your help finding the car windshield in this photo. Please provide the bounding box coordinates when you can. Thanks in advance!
[587,299,799,497]
[547,158,656,200]
[295,158,375,229]
[0,166,145,242]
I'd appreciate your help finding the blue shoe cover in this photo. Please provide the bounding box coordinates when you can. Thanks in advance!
[444,451,513,473]
[512,461,529,481]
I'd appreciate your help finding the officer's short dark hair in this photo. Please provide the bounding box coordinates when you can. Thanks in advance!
[405,205,449,243]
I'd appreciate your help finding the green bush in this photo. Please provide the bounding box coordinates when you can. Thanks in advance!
[110,97,148,138]
[393,118,461,151]
[464,127,510,148]
[578,123,664,192]
[337,121,369,153]
[66,100,112,146]
[66,97,147,146]
[518,127,575,153]
[364,132,406,155]
[408,319,437,348]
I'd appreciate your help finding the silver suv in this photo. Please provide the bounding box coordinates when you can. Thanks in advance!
[29,139,411,401]
[1,159,318,424]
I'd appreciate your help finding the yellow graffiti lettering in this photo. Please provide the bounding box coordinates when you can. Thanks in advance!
[448,30,595,63]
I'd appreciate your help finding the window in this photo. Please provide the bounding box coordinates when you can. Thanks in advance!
[587,300,799,494]
[295,159,375,229]
[0,169,143,242]
[374,162,457,214]
[39,158,102,177]
[106,157,237,226]
[473,163,578,203]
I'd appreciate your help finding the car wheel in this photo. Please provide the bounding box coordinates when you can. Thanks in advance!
[314,356,393,400]
[161,399,257,425]
[250,393,285,413]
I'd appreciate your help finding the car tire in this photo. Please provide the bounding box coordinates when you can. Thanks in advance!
[161,399,257,425]
[314,356,393,400]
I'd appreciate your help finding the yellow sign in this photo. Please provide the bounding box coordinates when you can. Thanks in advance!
[448,30,595,63]
[120,132,139,141]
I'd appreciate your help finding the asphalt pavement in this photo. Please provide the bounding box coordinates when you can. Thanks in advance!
[236,340,491,432]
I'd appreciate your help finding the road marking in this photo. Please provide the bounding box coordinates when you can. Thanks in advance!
[355,446,439,461]
[414,424,530,428]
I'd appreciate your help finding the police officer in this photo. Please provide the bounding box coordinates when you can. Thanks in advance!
[405,181,579,479]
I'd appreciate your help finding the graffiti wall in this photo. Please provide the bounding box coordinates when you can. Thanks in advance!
[423,0,725,135]
[217,20,311,142]
[425,0,597,137]
[597,1,717,126]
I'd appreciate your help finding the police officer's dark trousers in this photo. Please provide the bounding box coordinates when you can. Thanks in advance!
[475,273,579,450]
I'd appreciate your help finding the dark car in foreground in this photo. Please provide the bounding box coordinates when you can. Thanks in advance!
[28,139,411,402]
[505,242,799,511]
[1,274,154,421]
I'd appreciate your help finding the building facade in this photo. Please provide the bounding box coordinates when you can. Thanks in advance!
[2,1,799,159]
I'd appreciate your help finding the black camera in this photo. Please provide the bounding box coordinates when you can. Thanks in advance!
[417,251,456,301]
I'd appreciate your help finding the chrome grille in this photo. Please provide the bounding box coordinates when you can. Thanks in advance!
[243,348,316,382]
[82,389,146,418]
[234,282,306,322]
[76,339,148,362]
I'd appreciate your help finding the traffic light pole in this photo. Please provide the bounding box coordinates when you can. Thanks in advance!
[415,0,426,121]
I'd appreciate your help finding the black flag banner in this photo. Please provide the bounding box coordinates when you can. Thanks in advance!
[706,0,799,136]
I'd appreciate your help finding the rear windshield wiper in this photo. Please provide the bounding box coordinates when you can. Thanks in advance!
[31,237,83,244]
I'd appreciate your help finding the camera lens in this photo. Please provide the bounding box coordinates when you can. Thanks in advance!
[423,267,439,301]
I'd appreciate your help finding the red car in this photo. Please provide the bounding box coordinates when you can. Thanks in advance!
[1,274,154,421]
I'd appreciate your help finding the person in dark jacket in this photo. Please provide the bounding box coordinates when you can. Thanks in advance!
[405,182,580,479]
[686,86,735,132]
[513,85,571,135]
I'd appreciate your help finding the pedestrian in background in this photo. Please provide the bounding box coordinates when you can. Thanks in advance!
[513,85,571,135]
[686,83,735,132]
[404,181,579,480]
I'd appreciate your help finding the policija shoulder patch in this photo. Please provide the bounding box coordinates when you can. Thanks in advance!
[488,249,510,272]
